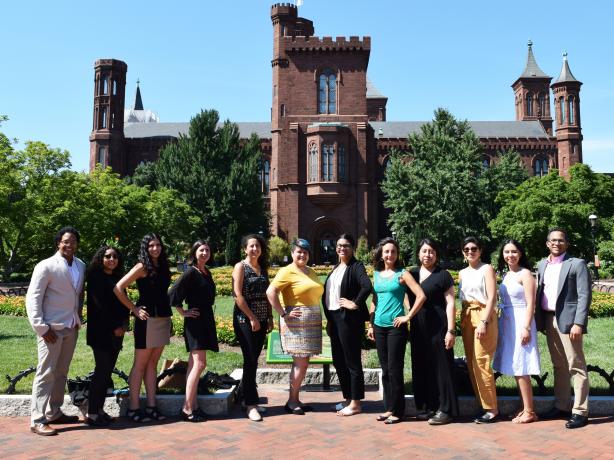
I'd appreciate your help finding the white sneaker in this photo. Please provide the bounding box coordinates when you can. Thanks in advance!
[247,407,263,422]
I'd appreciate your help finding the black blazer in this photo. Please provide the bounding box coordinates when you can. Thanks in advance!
[86,270,129,349]
[322,257,372,322]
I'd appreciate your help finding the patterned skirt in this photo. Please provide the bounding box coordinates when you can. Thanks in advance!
[280,305,322,357]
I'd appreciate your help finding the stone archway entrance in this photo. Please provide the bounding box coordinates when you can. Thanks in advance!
[311,219,343,265]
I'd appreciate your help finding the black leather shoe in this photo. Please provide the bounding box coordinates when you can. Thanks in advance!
[284,403,304,415]
[539,407,572,420]
[428,411,453,425]
[416,410,435,421]
[474,412,498,424]
[565,414,588,429]
[85,416,110,428]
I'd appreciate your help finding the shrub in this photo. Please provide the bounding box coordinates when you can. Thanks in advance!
[355,235,372,266]
[269,236,290,266]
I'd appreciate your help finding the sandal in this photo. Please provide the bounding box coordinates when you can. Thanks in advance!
[145,406,166,421]
[126,409,151,423]
[181,410,206,423]
[512,410,538,424]
[337,406,361,417]
[376,412,393,422]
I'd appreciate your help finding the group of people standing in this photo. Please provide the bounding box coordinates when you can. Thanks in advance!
[24,225,591,436]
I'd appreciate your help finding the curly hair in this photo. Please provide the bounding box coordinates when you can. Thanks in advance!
[372,237,402,271]
[87,245,124,280]
[242,234,269,272]
[138,233,170,277]
[497,239,531,272]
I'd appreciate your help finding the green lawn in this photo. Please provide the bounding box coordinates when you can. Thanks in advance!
[3,297,614,395]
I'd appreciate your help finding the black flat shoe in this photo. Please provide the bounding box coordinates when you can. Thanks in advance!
[85,416,109,428]
[384,416,402,424]
[565,414,588,429]
[416,410,435,421]
[284,403,304,415]
[181,410,206,423]
[474,412,498,424]
[539,407,572,420]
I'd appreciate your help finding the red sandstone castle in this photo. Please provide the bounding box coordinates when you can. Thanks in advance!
[89,3,583,263]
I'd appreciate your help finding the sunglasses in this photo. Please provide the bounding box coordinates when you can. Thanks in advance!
[103,254,118,259]
[462,246,479,254]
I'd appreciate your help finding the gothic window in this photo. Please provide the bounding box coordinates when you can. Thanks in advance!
[318,69,337,114]
[321,144,334,181]
[534,158,548,177]
[111,112,115,129]
[112,79,117,96]
[482,158,490,168]
[308,142,318,182]
[281,104,286,117]
[538,93,546,116]
[559,97,565,125]
[97,146,107,167]
[261,159,270,195]
[101,107,107,129]
[338,144,346,181]
[568,96,575,124]
[102,76,108,95]
[94,107,98,130]
[526,94,533,116]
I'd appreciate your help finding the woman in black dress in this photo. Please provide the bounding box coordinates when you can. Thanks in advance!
[85,245,127,427]
[232,234,272,422]
[169,240,218,422]
[114,233,172,423]
[408,238,459,425]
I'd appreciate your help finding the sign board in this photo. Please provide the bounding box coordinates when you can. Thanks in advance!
[266,330,333,364]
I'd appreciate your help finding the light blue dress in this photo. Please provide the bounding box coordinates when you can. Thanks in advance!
[493,270,541,376]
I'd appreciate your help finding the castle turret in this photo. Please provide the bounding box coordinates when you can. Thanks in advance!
[89,59,127,172]
[511,41,553,134]
[551,52,582,178]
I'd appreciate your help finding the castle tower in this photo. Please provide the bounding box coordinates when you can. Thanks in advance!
[269,3,375,260]
[89,59,127,173]
[551,52,583,178]
[511,41,553,135]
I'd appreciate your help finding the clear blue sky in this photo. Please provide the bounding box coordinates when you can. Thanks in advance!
[2,0,613,172]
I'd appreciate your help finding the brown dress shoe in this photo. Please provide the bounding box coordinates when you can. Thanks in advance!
[30,423,58,436]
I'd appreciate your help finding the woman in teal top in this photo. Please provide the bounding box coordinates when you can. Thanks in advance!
[367,237,426,424]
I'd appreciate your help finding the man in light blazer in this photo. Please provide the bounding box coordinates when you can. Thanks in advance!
[535,227,591,429]
[26,227,86,436]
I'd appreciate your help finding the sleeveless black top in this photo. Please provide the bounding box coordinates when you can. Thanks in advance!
[136,271,171,317]
[233,262,270,324]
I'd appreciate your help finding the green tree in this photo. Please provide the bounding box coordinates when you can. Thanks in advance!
[269,236,290,266]
[132,109,269,252]
[489,163,614,263]
[355,235,372,265]
[382,108,486,261]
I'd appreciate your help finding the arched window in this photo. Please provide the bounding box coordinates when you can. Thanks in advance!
[261,159,270,195]
[338,145,346,181]
[482,157,490,168]
[526,94,533,116]
[112,79,117,96]
[538,93,546,116]
[102,76,108,95]
[308,143,318,182]
[322,144,334,181]
[318,69,337,114]
[534,158,549,177]
[542,159,549,175]
[100,107,107,129]
[568,96,575,124]
[559,97,565,125]
[534,159,542,177]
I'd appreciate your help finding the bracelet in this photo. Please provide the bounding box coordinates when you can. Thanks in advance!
[280,312,286,318]
[480,319,489,326]
[447,330,455,335]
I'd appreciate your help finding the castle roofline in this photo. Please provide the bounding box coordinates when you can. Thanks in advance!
[553,52,581,85]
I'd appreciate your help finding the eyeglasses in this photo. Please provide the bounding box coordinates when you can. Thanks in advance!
[336,244,352,249]
[548,239,566,244]
[103,254,118,260]
[462,247,479,254]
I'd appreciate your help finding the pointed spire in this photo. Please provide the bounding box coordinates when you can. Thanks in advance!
[554,51,580,83]
[519,40,549,78]
[134,79,143,110]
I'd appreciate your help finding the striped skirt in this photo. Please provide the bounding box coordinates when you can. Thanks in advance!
[280,305,322,357]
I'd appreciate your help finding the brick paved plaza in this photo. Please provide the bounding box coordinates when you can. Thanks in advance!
[1,385,613,459]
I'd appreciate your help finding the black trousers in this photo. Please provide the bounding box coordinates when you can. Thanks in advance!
[328,309,365,400]
[234,318,267,406]
[374,324,407,417]
[88,336,123,415]
[410,327,459,416]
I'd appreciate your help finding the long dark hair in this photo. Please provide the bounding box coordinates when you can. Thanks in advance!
[241,234,269,272]
[498,239,531,272]
[87,245,124,280]
[417,238,440,266]
[138,233,170,277]
[188,239,211,266]
[373,237,402,271]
